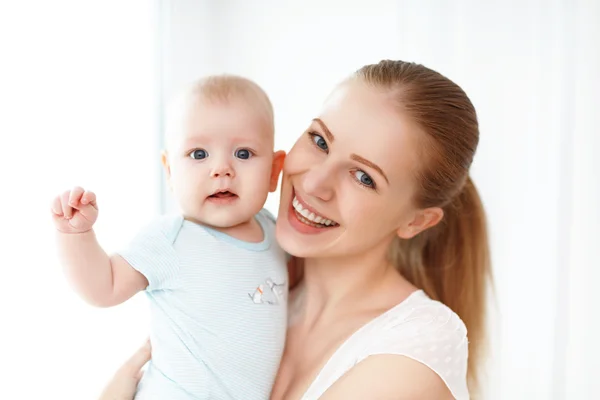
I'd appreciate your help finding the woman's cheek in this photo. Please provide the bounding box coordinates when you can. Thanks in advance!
[291,143,324,172]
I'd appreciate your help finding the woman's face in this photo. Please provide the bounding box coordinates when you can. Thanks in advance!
[276,80,440,259]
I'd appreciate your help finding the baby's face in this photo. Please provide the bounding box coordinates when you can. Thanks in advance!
[163,98,282,228]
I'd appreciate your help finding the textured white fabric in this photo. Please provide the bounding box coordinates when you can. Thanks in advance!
[301,290,469,400]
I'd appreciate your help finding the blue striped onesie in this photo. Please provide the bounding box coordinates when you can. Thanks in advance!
[117,209,288,399]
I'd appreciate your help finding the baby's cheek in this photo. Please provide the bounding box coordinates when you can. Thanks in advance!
[248,164,273,189]
[247,177,270,203]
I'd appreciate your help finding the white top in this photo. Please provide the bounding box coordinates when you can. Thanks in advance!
[301,290,469,400]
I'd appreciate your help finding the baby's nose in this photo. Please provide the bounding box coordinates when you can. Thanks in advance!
[211,164,235,178]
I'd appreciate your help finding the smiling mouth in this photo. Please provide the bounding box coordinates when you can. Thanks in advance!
[292,195,339,228]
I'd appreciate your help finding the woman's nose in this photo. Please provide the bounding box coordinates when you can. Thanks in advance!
[301,165,335,202]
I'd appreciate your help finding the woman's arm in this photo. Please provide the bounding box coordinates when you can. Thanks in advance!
[319,355,454,400]
[98,341,151,400]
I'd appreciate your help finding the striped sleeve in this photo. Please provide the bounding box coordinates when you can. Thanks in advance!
[117,214,183,291]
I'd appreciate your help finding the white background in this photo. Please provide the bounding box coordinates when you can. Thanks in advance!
[1,1,599,399]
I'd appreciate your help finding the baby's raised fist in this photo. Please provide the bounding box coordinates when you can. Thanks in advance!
[51,186,99,234]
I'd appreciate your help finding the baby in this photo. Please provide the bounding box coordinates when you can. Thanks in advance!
[52,75,288,399]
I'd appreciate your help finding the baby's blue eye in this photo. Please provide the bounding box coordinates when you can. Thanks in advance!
[235,149,252,160]
[354,170,375,188]
[312,134,328,151]
[190,149,208,159]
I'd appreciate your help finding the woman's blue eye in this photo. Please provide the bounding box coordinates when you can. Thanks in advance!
[311,133,328,151]
[190,149,208,159]
[235,149,252,159]
[355,170,375,188]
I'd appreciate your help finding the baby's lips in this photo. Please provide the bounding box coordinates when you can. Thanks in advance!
[208,189,238,198]
[211,188,236,196]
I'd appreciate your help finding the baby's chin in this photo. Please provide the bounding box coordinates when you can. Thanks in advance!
[184,206,259,230]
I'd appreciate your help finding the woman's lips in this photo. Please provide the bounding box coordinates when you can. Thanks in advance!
[287,189,339,234]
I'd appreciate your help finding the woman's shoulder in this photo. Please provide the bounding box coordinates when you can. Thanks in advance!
[358,290,469,399]
[372,289,467,338]
[297,290,469,400]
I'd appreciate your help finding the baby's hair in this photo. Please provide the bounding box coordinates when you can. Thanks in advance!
[164,75,274,148]
[192,75,274,127]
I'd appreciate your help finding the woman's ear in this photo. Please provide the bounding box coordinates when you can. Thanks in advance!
[161,150,172,189]
[396,207,444,239]
[269,150,286,192]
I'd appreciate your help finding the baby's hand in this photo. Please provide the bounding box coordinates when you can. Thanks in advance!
[51,186,99,234]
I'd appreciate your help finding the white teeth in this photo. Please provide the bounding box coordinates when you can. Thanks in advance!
[292,196,337,226]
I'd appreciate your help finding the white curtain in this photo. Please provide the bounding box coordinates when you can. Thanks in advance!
[562,0,600,397]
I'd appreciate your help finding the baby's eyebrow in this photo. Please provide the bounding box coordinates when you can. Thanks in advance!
[180,136,266,147]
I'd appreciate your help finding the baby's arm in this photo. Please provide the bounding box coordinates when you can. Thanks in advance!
[52,187,148,307]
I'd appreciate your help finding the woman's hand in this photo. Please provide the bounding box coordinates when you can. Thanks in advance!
[98,340,151,400]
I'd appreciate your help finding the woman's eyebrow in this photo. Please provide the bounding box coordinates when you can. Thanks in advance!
[351,154,389,184]
[311,118,389,183]
[312,118,334,142]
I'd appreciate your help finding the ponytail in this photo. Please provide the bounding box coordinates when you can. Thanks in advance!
[355,60,492,396]
[389,176,491,394]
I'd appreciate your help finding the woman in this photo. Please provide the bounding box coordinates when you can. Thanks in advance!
[101,60,491,400]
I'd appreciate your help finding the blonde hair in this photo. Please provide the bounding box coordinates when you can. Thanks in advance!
[355,60,492,395]
[165,74,274,147]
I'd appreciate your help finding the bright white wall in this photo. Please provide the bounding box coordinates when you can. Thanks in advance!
[0,1,160,399]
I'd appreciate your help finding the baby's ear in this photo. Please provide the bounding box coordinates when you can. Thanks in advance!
[269,150,286,192]
[161,150,173,189]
